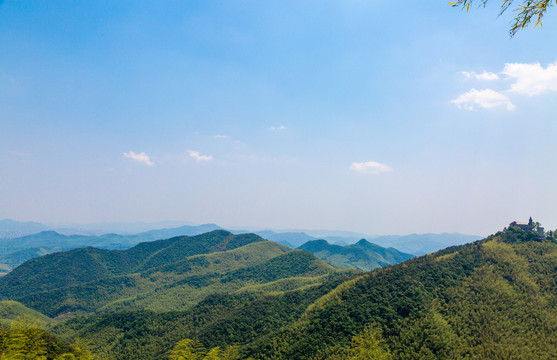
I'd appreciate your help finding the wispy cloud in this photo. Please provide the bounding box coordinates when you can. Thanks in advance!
[502,61,557,96]
[269,125,286,131]
[213,134,229,139]
[463,71,500,81]
[123,151,155,166]
[451,88,515,111]
[187,150,213,162]
[350,161,393,174]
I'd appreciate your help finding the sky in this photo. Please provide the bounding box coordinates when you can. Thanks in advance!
[1,1,556,236]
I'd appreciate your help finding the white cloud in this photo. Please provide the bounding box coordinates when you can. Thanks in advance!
[213,134,229,139]
[123,151,155,166]
[187,150,213,162]
[451,88,515,111]
[502,61,557,96]
[350,161,393,174]
[269,125,286,131]
[463,71,500,81]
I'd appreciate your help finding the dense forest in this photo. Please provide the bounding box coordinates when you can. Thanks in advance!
[1,226,556,359]
[0,231,353,317]
[244,226,557,359]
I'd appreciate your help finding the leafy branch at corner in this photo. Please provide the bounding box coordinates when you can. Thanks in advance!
[450,0,555,36]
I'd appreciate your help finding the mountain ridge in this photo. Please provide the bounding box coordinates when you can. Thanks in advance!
[0,230,345,318]
[298,238,414,271]
[245,227,557,359]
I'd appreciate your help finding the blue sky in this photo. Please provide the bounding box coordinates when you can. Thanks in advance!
[1,1,556,236]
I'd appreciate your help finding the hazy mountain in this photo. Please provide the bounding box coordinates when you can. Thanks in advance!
[51,220,199,235]
[0,247,58,267]
[138,223,222,240]
[0,219,49,239]
[298,239,414,271]
[0,224,224,269]
[302,229,369,239]
[251,230,481,255]
[369,232,481,255]
[255,231,317,248]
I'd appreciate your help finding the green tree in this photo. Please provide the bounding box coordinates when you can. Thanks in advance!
[2,316,47,360]
[0,316,99,360]
[168,339,243,360]
[64,338,97,360]
[348,325,393,360]
[204,347,221,360]
[169,339,207,360]
[450,0,555,36]
[220,346,241,360]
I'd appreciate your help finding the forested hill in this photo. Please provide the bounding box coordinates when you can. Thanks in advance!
[0,300,53,326]
[0,230,261,297]
[298,239,414,271]
[0,230,346,318]
[244,227,557,359]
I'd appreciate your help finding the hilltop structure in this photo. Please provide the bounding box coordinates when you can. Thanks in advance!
[509,217,545,238]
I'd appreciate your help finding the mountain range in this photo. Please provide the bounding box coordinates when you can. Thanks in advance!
[298,239,414,271]
[0,223,223,269]
[0,225,555,359]
[0,219,480,272]
[0,230,352,318]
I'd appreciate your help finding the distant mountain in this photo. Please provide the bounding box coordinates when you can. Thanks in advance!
[52,220,200,235]
[302,229,369,239]
[0,247,58,267]
[369,233,481,255]
[253,229,371,247]
[138,223,222,240]
[255,231,317,248]
[253,230,481,256]
[0,224,223,269]
[0,220,480,271]
[0,219,49,239]
[0,230,343,317]
[298,239,414,271]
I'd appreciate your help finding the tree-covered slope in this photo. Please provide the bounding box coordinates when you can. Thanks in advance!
[0,247,57,268]
[298,239,413,271]
[0,316,98,359]
[0,300,53,326]
[0,231,344,318]
[0,230,258,299]
[245,227,557,359]
[51,272,358,360]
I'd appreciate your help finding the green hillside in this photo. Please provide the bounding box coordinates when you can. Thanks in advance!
[245,226,557,359]
[0,300,53,326]
[0,230,260,299]
[51,272,358,360]
[298,239,413,271]
[0,231,343,318]
[0,247,57,268]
